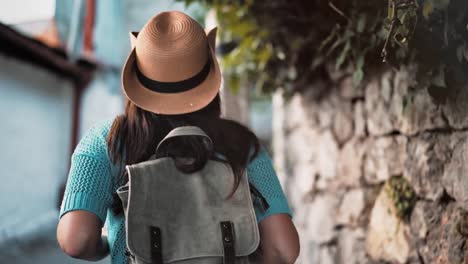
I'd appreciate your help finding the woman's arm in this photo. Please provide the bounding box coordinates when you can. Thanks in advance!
[57,121,115,260]
[246,148,300,263]
[258,214,300,264]
[57,210,109,260]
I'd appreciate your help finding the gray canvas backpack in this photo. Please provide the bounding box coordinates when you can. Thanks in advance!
[117,126,268,264]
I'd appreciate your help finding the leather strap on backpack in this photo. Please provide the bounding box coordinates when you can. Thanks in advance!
[150,226,163,264]
[220,221,236,264]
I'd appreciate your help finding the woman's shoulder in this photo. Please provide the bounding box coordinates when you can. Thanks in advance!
[73,118,115,158]
[87,118,115,139]
[247,146,271,167]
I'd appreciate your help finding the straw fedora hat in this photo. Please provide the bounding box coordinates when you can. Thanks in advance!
[122,11,221,115]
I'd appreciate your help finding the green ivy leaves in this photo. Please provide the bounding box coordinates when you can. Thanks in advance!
[386,176,417,221]
[353,55,365,87]
[177,0,468,98]
[336,40,351,70]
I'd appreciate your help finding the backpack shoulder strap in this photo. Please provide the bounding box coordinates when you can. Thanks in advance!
[155,126,213,157]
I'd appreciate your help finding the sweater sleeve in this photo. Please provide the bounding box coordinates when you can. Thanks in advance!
[247,148,292,223]
[59,121,114,226]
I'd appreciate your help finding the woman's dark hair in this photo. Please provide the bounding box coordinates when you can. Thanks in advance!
[106,94,260,214]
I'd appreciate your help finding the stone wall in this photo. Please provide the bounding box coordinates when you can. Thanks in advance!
[272,66,468,264]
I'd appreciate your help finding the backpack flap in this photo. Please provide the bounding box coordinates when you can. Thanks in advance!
[123,158,260,263]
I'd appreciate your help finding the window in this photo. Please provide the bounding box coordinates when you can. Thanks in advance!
[0,0,55,25]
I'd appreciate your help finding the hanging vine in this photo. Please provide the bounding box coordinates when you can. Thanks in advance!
[178,0,468,100]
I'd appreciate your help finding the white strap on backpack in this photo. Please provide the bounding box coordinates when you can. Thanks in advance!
[155,126,213,156]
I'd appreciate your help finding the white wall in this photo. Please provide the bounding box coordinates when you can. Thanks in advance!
[0,54,73,242]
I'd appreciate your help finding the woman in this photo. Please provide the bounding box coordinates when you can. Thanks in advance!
[57,11,299,264]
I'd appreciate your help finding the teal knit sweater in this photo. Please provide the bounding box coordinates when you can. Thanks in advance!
[59,119,292,264]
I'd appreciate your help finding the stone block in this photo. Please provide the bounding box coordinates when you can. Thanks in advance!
[337,228,366,264]
[364,136,407,184]
[404,133,452,200]
[365,71,397,135]
[353,101,367,138]
[442,83,468,129]
[442,132,468,209]
[365,68,447,136]
[306,194,340,243]
[336,189,365,226]
[414,202,466,264]
[316,131,339,189]
[336,139,366,188]
[331,101,354,146]
[365,186,411,264]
